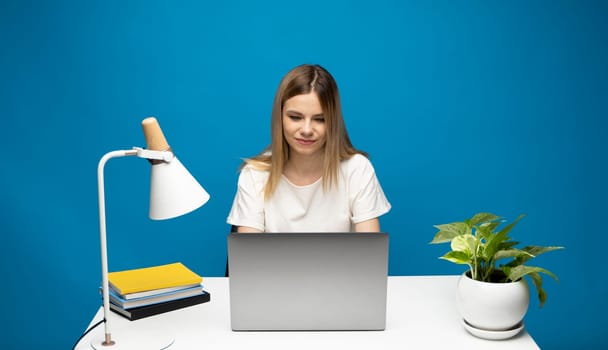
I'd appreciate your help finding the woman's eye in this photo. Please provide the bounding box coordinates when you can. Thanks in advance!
[314,117,325,123]
[289,115,302,121]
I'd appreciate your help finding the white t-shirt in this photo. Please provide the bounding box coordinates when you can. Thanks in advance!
[227,154,391,232]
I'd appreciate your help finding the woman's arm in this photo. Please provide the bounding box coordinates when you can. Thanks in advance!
[348,155,391,233]
[237,226,263,233]
[354,218,381,232]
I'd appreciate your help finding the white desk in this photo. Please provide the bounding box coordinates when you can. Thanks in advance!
[75,276,539,349]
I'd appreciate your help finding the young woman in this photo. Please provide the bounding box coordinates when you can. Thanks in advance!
[227,64,391,232]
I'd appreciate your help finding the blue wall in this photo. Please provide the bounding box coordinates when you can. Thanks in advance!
[1,1,606,348]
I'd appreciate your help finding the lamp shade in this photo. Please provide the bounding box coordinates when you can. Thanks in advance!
[149,156,210,220]
[141,116,210,220]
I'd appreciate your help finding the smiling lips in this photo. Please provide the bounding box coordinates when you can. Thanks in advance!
[296,138,316,146]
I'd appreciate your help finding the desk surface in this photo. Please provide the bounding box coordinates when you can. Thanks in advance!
[75,276,539,349]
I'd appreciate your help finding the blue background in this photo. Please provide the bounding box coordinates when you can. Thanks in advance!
[1,1,606,349]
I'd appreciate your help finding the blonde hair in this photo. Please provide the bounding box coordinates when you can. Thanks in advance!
[244,64,366,199]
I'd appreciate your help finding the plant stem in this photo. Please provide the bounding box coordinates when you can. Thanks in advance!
[472,253,477,280]
[482,258,491,281]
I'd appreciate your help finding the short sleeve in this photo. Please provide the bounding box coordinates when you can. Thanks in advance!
[348,155,391,224]
[227,166,267,231]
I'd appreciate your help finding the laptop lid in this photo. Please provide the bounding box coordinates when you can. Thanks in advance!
[227,232,389,331]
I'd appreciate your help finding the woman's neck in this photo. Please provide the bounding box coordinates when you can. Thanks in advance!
[283,152,324,186]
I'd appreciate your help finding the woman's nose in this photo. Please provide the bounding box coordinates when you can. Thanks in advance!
[300,120,313,136]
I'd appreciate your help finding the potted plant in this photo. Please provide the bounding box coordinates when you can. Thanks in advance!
[431,212,563,339]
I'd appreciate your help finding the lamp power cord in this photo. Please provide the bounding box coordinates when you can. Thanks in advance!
[71,318,105,350]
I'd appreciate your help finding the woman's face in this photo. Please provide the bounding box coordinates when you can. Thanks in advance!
[282,92,327,159]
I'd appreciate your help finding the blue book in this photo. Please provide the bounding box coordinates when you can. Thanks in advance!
[110,282,202,300]
[108,284,204,309]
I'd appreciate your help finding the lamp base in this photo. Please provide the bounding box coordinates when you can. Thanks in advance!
[90,333,174,349]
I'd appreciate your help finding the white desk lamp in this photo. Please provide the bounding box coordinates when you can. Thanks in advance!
[93,117,210,349]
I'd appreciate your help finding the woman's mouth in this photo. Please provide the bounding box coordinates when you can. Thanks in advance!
[296,138,315,146]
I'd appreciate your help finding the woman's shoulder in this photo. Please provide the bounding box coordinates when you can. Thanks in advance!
[236,164,269,194]
[341,153,373,167]
[241,162,270,178]
[340,153,375,175]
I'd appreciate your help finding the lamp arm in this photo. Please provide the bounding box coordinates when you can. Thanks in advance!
[133,147,174,162]
[97,149,138,346]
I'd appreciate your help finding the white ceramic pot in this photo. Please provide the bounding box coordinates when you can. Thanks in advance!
[457,272,529,331]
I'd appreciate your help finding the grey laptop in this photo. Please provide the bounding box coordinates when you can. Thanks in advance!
[227,232,389,331]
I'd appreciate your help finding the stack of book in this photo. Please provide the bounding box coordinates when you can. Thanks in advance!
[106,262,210,321]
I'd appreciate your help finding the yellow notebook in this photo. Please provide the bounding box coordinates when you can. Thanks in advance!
[108,262,202,295]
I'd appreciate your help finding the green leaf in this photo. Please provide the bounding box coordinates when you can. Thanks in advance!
[505,245,564,266]
[475,225,494,241]
[469,213,501,226]
[496,213,526,237]
[480,220,502,233]
[439,251,471,265]
[527,272,547,307]
[523,245,565,257]
[430,230,460,244]
[498,241,520,250]
[451,234,477,254]
[431,221,472,244]
[484,214,525,260]
[507,265,560,283]
[494,249,534,261]
[433,222,469,234]
[483,231,510,261]
[433,222,470,234]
